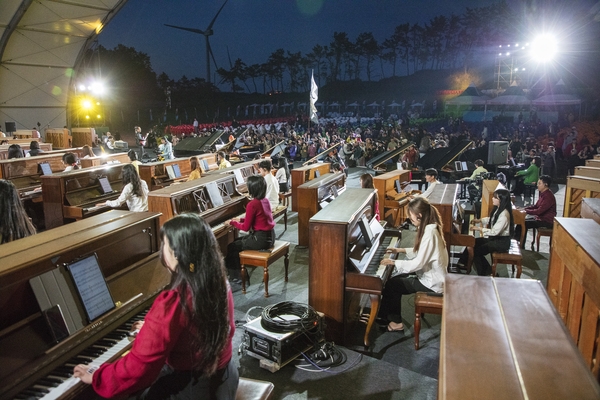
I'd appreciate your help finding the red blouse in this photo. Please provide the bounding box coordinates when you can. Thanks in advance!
[231,198,275,232]
[91,285,235,398]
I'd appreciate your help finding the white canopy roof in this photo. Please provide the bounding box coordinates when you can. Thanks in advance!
[0,0,127,130]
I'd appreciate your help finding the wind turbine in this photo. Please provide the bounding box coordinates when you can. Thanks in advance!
[164,0,229,84]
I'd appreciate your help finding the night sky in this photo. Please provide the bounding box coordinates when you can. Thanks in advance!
[98,0,522,84]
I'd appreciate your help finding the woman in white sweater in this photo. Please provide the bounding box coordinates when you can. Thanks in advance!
[378,197,448,332]
[97,164,149,212]
[460,188,513,276]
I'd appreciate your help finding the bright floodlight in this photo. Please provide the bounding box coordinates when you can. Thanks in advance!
[82,100,92,109]
[89,81,106,95]
[530,34,558,62]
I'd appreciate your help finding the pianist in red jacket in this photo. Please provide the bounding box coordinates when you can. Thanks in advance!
[73,214,238,399]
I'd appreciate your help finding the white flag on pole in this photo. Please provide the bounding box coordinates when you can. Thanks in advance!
[310,71,319,124]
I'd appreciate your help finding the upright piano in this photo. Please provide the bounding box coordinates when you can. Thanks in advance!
[563,175,600,218]
[205,159,263,194]
[44,128,71,149]
[373,169,413,227]
[440,275,600,399]
[427,184,475,272]
[0,210,169,400]
[41,164,126,229]
[0,142,54,159]
[575,166,600,180]
[0,154,66,197]
[290,163,331,212]
[138,158,193,191]
[71,128,97,147]
[297,172,346,247]
[309,188,401,347]
[586,159,600,168]
[79,153,131,169]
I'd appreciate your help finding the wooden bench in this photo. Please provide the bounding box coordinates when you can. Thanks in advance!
[278,191,292,207]
[532,226,553,252]
[239,240,290,297]
[491,239,523,278]
[236,377,274,400]
[414,292,444,350]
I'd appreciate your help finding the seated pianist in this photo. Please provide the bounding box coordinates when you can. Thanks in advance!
[96,164,149,212]
[409,168,441,200]
[377,197,448,332]
[513,175,556,249]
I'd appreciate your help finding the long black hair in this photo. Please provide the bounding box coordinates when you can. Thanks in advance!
[407,197,445,252]
[0,179,36,244]
[160,214,230,376]
[491,188,514,236]
[122,164,143,197]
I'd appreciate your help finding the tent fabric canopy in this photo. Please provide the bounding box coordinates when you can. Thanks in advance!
[0,0,127,130]
[445,82,489,106]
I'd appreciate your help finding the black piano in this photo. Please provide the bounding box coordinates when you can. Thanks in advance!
[365,142,415,171]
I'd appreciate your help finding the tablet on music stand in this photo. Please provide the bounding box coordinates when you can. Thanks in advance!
[358,215,375,249]
[98,177,113,194]
[38,162,52,176]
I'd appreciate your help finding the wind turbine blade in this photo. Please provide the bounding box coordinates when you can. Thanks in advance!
[164,24,206,35]
[206,0,229,30]
[207,40,219,71]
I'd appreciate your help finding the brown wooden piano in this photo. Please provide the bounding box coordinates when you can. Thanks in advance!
[148,173,249,255]
[309,188,402,347]
[71,128,97,147]
[0,142,54,159]
[138,158,192,191]
[290,163,331,212]
[0,210,170,400]
[0,153,66,197]
[297,172,346,247]
[427,184,475,273]
[575,166,600,180]
[563,175,600,218]
[440,274,600,399]
[44,128,71,149]
[205,158,262,194]
[79,153,131,169]
[373,169,414,227]
[586,159,600,168]
[41,164,126,229]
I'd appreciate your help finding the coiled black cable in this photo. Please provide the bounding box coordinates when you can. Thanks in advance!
[260,301,320,333]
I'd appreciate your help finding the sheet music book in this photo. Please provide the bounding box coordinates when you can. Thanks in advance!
[395,179,402,193]
[39,162,52,175]
[206,182,224,207]
[165,165,176,180]
[67,254,115,322]
[172,164,182,178]
[98,177,113,194]
[233,168,245,185]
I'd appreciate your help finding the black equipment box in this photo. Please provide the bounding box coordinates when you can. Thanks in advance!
[242,317,322,372]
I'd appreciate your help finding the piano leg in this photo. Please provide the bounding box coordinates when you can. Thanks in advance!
[241,265,248,294]
[263,266,269,298]
[364,294,381,347]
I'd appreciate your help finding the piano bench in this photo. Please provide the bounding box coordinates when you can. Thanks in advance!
[236,377,275,400]
[272,204,288,231]
[533,227,553,252]
[414,292,444,350]
[239,240,290,298]
[491,239,523,278]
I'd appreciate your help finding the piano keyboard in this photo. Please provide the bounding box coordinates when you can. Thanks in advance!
[15,310,148,400]
[364,236,401,277]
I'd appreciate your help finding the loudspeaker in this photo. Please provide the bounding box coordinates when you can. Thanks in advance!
[5,121,16,133]
[487,141,508,165]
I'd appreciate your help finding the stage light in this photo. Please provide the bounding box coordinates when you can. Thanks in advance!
[530,34,558,62]
[89,81,106,96]
[78,84,86,91]
[97,114,101,119]
[82,100,92,109]
[506,52,510,56]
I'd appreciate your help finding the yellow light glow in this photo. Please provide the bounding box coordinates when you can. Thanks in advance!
[85,115,90,119]
[97,114,101,119]
[82,100,92,109]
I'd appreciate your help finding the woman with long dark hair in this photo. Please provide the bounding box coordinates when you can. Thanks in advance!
[0,179,36,244]
[378,197,447,332]
[460,188,514,275]
[74,214,238,399]
[224,175,275,282]
[275,157,290,193]
[188,156,202,181]
[99,164,149,211]
[360,173,380,221]
[7,144,23,159]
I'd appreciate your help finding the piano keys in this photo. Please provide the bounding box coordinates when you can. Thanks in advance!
[41,164,126,229]
[290,163,331,212]
[0,210,168,400]
[297,172,346,247]
[138,157,192,191]
[79,152,131,169]
[309,188,401,346]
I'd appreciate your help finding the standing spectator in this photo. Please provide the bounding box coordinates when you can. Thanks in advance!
[258,159,280,210]
[159,136,174,160]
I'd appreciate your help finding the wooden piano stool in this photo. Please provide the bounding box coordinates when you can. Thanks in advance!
[236,377,274,400]
[240,240,290,297]
[278,191,292,207]
[414,292,444,350]
[491,239,523,278]
[532,226,553,252]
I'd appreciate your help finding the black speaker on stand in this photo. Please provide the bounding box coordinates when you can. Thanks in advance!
[5,121,16,135]
[487,141,508,165]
